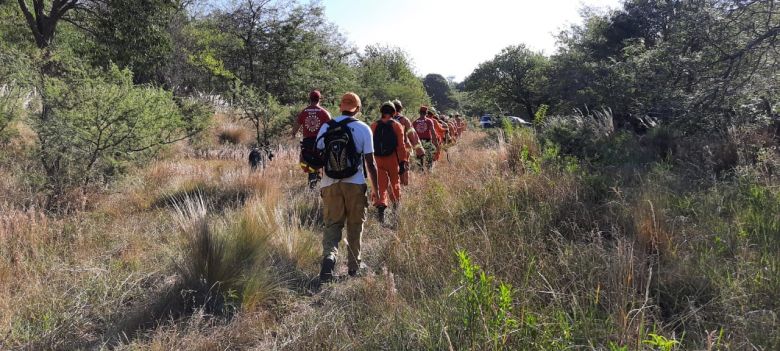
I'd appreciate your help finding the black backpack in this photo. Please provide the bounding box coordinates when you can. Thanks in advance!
[300,137,324,169]
[319,118,362,179]
[373,120,398,157]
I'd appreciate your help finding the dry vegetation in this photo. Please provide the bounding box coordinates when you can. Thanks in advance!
[1,117,779,350]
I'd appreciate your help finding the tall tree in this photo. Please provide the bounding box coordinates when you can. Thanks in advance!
[423,73,458,112]
[16,0,79,49]
[464,45,549,118]
[356,45,429,118]
[88,0,179,84]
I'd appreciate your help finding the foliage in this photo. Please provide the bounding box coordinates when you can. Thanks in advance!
[232,82,286,146]
[211,0,355,103]
[34,59,207,202]
[355,45,429,119]
[464,44,549,118]
[172,194,283,316]
[423,73,458,112]
[643,333,680,351]
[453,250,518,349]
[86,0,179,85]
[547,0,780,132]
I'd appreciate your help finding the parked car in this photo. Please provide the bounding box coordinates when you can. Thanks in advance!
[479,115,494,128]
[507,116,532,126]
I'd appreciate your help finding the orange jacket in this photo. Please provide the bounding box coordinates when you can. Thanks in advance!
[371,118,409,161]
[431,118,446,144]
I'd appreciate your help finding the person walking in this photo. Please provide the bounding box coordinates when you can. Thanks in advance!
[371,101,409,222]
[293,90,331,189]
[427,109,447,162]
[392,99,424,185]
[413,106,439,171]
[316,92,379,282]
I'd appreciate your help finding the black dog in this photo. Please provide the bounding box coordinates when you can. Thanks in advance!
[249,145,275,171]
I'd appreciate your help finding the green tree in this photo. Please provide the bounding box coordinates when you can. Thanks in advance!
[211,0,354,103]
[356,45,429,118]
[87,0,179,85]
[547,0,779,131]
[423,73,458,112]
[464,45,549,118]
[34,61,210,205]
[232,82,286,146]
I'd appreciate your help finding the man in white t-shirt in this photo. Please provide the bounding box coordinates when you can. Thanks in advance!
[315,92,378,282]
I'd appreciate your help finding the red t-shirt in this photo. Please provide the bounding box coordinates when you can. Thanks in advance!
[413,117,436,141]
[297,105,332,139]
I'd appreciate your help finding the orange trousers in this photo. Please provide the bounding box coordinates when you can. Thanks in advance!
[374,154,401,207]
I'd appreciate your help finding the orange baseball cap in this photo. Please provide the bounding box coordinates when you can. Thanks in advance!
[339,92,361,113]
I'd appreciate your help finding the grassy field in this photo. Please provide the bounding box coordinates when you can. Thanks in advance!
[1,115,778,350]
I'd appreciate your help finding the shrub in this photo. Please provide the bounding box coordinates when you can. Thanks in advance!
[451,250,518,350]
[172,194,282,316]
[33,61,210,208]
[540,108,614,158]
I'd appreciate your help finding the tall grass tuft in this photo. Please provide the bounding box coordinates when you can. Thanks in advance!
[172,194,282,316]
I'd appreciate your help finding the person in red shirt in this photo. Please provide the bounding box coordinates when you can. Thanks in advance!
[293,90,332,189]
[371,101,409,222]
[413,106,440,171]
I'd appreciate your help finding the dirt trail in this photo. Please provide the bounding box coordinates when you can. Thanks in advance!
[251,133,476,348]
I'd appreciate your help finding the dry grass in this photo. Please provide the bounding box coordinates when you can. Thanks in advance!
[1,116,778,350]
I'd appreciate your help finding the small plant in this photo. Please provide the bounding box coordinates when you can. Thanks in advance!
[533,104,549,126]
[643,333,680,351]
[454,250,519,349]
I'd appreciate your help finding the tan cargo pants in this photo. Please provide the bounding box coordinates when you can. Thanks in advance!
[321,182,369,272]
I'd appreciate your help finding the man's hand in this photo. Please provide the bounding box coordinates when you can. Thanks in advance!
[399,161,408,175]
[414,145,425,157]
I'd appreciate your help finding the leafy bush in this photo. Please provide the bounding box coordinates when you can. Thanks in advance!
[540,108,614,159]
[451,250,518,350]
[33,61,209,207]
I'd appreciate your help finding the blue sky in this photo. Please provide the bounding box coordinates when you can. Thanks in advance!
[321,0,622,81]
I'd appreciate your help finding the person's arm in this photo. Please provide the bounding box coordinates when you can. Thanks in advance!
[430,120,441,147]
[409,129,424,156]
[364,153,379,195]
[395,123,409,161]
[315,123,328,150]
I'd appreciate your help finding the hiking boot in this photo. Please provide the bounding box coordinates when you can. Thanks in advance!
[376,206,386,223]
[319,257,336,283]
[308,172,320,189]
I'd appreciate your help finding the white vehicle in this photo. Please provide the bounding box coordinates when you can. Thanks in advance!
[507,116,532,126]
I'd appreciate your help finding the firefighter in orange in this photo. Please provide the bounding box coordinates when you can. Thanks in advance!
[427,109,447,161]
[370,101,409,223]
[392,99,423,185]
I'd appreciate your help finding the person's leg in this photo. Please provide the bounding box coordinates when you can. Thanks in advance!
[308,170,320,189]
[343,183,368,274]
[387,160,401,206]
[320,184,346,280]
[374,157,391,208]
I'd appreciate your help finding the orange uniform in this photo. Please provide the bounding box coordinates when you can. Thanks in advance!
[370,118,408,208]
[430,118,446,161]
